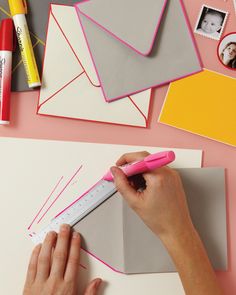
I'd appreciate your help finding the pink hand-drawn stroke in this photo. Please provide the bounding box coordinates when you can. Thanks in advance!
[37,165,83,224]
[28,176,64,230]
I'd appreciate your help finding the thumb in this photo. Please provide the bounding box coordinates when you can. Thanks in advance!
[111,166,138,208]
[84,278,102,295]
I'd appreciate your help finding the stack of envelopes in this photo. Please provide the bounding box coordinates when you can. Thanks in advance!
[37,0,202,127]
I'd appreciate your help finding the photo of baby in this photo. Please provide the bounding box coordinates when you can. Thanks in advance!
[218,33,236,70]
[194,5,228,41]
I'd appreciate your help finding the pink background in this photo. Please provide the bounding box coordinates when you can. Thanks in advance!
[0,0,236,293]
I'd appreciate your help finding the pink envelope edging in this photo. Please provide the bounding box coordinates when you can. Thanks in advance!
[37,4,151,128]
[76,0,168,56]
[55,178,125,273]
[75,0,203,102]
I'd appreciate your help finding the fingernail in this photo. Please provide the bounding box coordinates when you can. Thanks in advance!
[95,279,102,289]
[111,166,117,175]
[60,224,70,232]
[72,231,79,239]
[47,231,56,239]
[34,243,42,252]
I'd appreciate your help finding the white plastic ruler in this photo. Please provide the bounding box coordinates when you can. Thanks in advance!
[31,180,117,244]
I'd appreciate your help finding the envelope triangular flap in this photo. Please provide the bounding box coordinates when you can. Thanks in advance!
[76,0,168,56]
[73,193,126,272]
[76,0,202,101]
[51,4,100,87]
[38,74,149,127]
[39,9,84,104]
[38,5,151,128]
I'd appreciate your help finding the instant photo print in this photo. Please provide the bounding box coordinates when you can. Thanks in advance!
[194,5,228,41]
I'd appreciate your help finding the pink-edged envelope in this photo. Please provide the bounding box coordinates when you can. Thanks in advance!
[37,4,152,128]
[75,0,203,101]
[75,0,168,56]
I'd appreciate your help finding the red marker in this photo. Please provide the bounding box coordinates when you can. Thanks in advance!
[0,19,14,125]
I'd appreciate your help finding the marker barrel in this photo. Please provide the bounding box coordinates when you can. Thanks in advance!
[0,51,12,124]
[13,14,41,88]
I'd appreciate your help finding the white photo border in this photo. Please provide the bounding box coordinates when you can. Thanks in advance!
[217,32,236,71]
[194,4,229,41]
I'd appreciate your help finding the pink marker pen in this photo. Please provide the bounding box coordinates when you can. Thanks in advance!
[103,151,176,181]
[0,19,14,125]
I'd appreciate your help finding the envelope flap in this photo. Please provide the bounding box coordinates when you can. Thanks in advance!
[73,192,125,272]
[51,4,100,86]
[76,0,168,56]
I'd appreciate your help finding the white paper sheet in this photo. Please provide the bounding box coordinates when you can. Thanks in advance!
[0,137,202,294]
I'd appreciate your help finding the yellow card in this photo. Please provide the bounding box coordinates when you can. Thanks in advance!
[159,70,236,147]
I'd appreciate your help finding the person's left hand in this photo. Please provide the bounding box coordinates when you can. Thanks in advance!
[23,224,102,295]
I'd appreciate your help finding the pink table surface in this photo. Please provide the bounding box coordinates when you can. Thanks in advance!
[0,0,236,293]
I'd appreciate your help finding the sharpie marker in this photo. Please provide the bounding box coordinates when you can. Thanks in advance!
[8,0,41,88]
[0,19,14,125]
[103,151,176,181]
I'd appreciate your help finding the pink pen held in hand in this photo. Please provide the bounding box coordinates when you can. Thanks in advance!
[103,151,176,181]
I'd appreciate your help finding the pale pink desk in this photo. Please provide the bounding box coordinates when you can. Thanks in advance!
[0,0,236,293]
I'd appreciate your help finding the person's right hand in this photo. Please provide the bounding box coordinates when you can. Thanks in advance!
[111,151,194,242]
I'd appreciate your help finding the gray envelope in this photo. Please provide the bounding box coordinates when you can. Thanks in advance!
[76,0,202,101]
[73,168,227,274]
[0,0,78,92]
[77,0,168,55]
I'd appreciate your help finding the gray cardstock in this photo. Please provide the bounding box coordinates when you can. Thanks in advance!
[73,168,227,274]
[0,0,78,92]
[77,0,168,55]
[76,0,202,101]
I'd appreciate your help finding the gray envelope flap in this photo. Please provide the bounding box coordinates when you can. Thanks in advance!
[76,0,202,101]
[77,0,168,55]
[73,194,125,272]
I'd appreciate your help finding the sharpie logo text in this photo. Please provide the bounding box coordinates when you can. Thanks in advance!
[16,27,24,52]
[0,57,6,79]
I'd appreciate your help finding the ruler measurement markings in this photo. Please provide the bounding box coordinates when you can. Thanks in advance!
[31,180,117,244]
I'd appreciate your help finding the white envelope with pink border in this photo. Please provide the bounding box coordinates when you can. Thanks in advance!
[37,4,152,127]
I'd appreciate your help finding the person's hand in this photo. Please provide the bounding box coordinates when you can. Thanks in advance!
[112,152,224,295]
[23,224,102,295]
[111,151,194,242]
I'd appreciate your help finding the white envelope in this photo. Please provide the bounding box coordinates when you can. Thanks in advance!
[37,4,152,127]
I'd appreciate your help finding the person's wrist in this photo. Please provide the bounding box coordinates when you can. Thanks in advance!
[158,220,197,249]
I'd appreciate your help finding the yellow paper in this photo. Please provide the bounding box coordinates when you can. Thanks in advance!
[159,70,236,147]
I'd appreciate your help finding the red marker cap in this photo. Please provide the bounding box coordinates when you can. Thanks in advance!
[0,18,14,51]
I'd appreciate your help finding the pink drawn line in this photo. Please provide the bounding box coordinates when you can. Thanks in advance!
[55,178,102,219]
[38,72,85,109]
[37,166,83,224]
[51,9,100,88]
[128,96,147,124]
[28,176,64,230]
[82,248,123,274]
